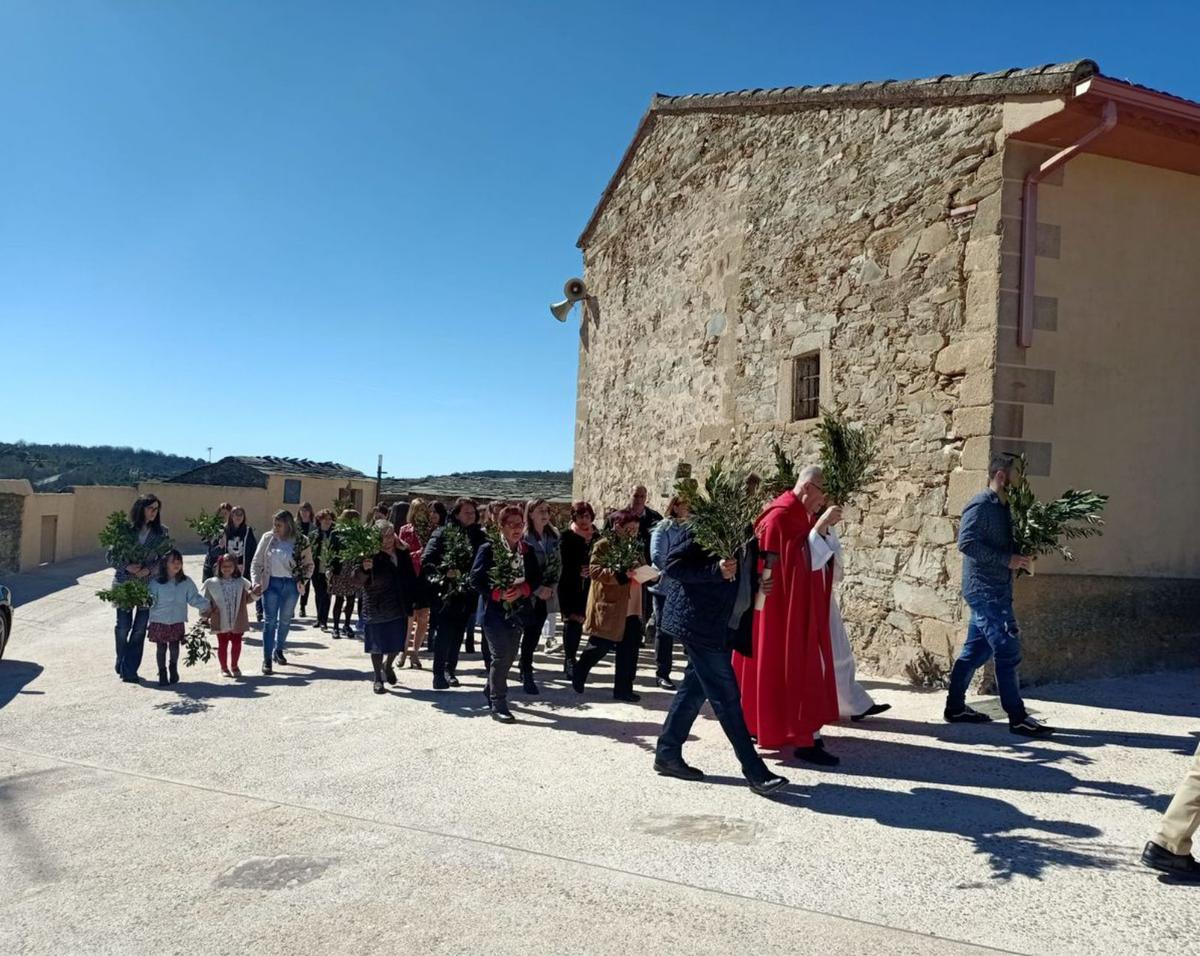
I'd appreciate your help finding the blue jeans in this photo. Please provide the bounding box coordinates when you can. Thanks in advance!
[656,643,772,785]
[114,606,150,679]
[262,576,300,662]
[946,598,1026,721]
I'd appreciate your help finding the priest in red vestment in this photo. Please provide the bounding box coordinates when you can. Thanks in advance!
[734,464,841,766]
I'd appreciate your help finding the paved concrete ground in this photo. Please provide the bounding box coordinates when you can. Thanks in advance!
[1,553,1197,955]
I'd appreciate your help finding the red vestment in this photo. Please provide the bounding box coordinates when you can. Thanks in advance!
[733,490,836,748]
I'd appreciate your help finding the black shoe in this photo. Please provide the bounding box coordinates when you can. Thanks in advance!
[654,759,704,781]
[563,658,575,679]
[273,651,288,666]
[157,668,168,687]
[433,674,450,690]
[373,680,386,695]
[384,665,398,686]
[332,626,342,639]
[491,704,516,723]
[1141,841,1200,881]
[656,677,677,691]
[944,705,992,724]
[1010,715,1054,737]
[168,664,179,685]
[795,746,840,767]
[613,692,642,703]
[522,672,539,696]
[262,662,273,676]
[750,775,789,797]
[571,673,586,694]
[121,675,139,684]
[851,703,892,722]
[447,673,461,688]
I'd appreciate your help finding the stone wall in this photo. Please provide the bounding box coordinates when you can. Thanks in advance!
[0,493,22,573]
[576,99,1010,675]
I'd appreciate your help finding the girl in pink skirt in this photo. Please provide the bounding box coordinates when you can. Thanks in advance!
[148,550,211,687]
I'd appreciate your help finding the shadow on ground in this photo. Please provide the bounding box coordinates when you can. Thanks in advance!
[0,659,44,711]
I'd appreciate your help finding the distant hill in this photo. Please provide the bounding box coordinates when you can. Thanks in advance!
[0,441,205,491]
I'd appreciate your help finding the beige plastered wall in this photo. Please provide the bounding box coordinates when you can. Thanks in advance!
[1001,147,1200,578]
[18,494,75,570]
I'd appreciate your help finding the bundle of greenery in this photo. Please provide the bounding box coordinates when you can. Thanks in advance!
[429,524,474,597]
[678,462,766,560]
[1007,454,1107,574]
[96,580,154,610]
[186,509,225,545]
[816,408,878,506]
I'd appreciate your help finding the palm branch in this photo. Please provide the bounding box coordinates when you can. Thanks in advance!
[680,461,766,560]
[817,408,878,505]
[1008,455,1108,565]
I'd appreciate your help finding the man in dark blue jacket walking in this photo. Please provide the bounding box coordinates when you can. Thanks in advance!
[944,455,1052,737]
[654,530,788,797]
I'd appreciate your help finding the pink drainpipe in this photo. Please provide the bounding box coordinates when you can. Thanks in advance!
[1018,99,1118,347]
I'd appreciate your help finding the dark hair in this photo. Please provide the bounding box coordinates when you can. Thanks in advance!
[989,454,1016,479]
[273,509,297,540]
[340,508,360,522]
[388,501,409,533]
[316,508,336,522]
[431,501,447,525]
[157,548,187,584]
[129,494,163,534]
[216,553,242,579]
[570,500,595,522]
[524,498,558,539]
[298,501,315,522]
[450,497,478,523]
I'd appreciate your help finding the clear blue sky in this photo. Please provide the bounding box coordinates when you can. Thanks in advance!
[2,1,1196,477]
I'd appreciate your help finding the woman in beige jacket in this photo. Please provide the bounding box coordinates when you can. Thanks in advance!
[572,511,644,702]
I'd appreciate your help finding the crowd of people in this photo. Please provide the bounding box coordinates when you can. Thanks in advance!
[106,456,1051,782]
[101,460,1200,877]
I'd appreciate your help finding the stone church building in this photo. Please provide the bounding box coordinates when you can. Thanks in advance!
[571,59,1200,682]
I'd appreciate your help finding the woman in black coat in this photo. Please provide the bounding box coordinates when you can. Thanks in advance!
[421,497,486,689]
[557,500,597,679]
[354,520,417,694]
[470,504,543,722]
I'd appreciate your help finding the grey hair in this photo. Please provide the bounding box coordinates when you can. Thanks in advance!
[798,465,823,485]
[374,519,393,535]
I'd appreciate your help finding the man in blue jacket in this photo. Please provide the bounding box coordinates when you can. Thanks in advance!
[944,455,1052,737]
[653,529,789,797]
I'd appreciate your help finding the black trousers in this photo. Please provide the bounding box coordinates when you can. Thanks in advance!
[312,572,331,627]
[652,593,674,678]
[332,593,356,629]
[433,603,471,679]
[519,599,549,676]
[576,617,641,697]
[562,617,583,663]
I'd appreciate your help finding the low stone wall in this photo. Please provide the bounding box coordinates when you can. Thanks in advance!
[0,492,22,573]
[1014,573,1200,684]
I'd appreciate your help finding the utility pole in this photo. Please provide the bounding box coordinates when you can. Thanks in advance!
[376,454,383,506]
[207,446,212,463]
